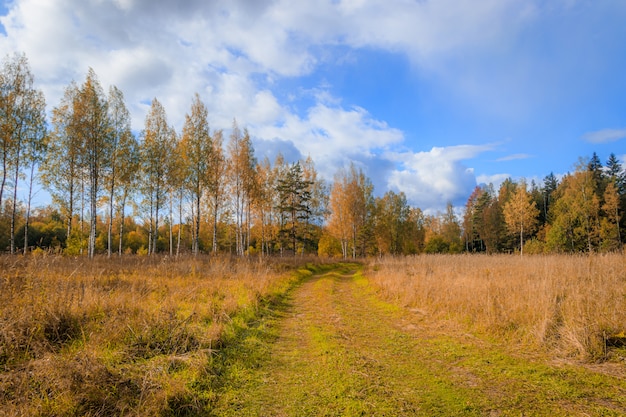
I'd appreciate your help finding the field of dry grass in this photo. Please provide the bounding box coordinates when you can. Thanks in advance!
[2,253,624,415]
[367,254,626,362]
[0,254,313,416]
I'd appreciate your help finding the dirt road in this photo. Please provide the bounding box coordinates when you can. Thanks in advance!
[209,265,626,416]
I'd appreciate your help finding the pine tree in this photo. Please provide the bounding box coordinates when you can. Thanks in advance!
[606,153,625,195]
[275,162,312,256]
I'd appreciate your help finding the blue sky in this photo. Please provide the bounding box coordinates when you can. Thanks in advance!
[1,0,625,213]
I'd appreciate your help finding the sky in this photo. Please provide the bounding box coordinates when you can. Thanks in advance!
[1,0,625,213]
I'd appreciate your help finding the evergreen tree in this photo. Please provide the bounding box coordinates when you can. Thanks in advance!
[587,152,606,198]
[275,162,312,255]
[605,153,625,195]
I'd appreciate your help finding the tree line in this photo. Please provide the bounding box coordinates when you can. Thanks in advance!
[1,54,624,257]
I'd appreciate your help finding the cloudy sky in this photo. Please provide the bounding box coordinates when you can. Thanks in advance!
[1,0,625,213]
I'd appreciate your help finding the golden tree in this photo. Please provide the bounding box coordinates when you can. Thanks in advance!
[503,180,539,256]
[106,85,135,257]
[0,53,46,254]
[140,98,173,255]
[227,121,256,256]
[326,163,373,258]
[181,93,212,255]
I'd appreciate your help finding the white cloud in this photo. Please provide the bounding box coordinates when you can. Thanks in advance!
[496,153,533,162]
[582,128,626,144]
[0,0,593,213]
[386,144,496,212]
[476,173,511,189]
[255,101,404,181]
[0,0,542,128]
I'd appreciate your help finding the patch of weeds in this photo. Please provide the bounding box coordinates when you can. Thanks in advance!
[43,310,84,349]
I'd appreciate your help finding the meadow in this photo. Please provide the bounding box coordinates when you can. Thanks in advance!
[367,253,626,362]
[0,254,317,416]
[1,253,624,416]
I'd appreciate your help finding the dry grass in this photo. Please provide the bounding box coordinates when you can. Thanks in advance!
[0,254,307,416]
[367,253,626,362]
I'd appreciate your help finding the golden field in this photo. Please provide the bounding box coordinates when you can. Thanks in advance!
[367,253,626,361]
[0,254,312,416]
[1,253,625,415]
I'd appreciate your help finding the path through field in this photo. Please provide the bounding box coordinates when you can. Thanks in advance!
[208,265,626,416]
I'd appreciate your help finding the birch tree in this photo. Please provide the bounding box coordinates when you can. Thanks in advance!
[73,69,112,258]
[41,83,82,244]
[181,93,212,255]
[227,121,256,256]
[503,180,539,256]
[326,163,374,258]
[207,129,226,253]
[106,85,134,257]
[140,98,172,255]
[0,53,47,253]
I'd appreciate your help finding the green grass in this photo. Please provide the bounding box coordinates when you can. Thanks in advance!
[205,264,626,416]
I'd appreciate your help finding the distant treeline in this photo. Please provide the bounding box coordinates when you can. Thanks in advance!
[1,53,624,256]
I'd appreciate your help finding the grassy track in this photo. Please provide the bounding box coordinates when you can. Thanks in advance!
[208,264,626,416]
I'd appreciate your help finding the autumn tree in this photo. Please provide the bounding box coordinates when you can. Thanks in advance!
[462,186,482,251]
[71,69,113,258]
[140,98,173,255]
[546,167,600,253]
[41,82,81,244]
[227,121,256,256]
[600,181,622,251]
[22,113,47,255]
[421,204,462,254]
[0,53,47,254]
[115,129,138,256]
[326,163,374,258]
[255,156,279,255]
[464,184,504,253]
[374,190,410,255]
[301,155,327,252]
[207,129,226,253]
[105,85,135,257]
[327,169,351,258]
[503,180,539,256]
[181,93,213,255]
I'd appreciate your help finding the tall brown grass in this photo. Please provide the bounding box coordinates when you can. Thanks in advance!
[367,254,626,361]
[0,254,307,416]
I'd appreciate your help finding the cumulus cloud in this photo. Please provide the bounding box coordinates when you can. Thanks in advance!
[255,101,404,182]
[582,128,626,144]
[476,173,512,189]
[0,0,538,212]
[386,144,496,212]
